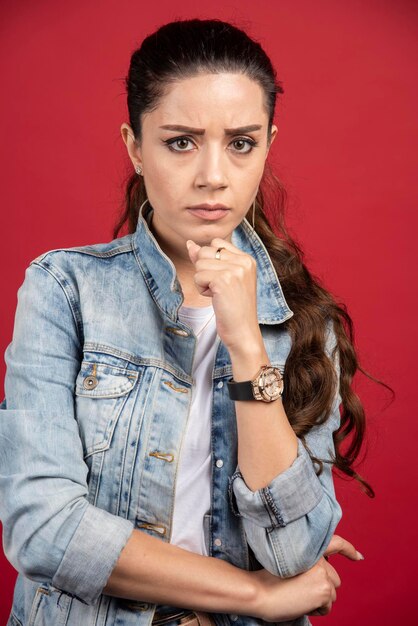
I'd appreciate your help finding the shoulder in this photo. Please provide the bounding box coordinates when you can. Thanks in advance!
[30,233,134,265]
[29,233,134,271]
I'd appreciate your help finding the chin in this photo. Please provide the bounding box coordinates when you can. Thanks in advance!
[195,223,233,239]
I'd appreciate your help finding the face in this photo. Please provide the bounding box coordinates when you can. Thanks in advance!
[121,72,277,263]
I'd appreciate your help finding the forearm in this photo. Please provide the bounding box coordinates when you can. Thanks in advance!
[103,529,259,614]
[228,334,298,492]
[228,329,343,578]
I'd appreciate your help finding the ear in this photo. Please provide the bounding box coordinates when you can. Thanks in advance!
[120,123,143,171]
[266,124,278,158]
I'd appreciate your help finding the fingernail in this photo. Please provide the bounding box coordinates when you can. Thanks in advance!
[356,551,365,560]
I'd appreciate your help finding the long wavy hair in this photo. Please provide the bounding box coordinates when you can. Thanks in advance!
[113,18,393,498]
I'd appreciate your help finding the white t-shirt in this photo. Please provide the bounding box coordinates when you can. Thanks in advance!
[170,302,218,555]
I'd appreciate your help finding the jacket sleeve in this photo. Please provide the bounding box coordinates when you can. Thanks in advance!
[0,260,134,605]
[228,321,343,577]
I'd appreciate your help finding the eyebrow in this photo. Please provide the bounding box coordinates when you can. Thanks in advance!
[159,124,263,135]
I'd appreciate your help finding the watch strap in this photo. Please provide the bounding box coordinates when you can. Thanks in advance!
[227,379,255,401]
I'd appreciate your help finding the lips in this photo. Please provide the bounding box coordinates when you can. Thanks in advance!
[187,206,230,220]
[188,204,230,211]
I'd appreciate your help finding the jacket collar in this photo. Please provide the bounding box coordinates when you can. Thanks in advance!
[132,201,293,325]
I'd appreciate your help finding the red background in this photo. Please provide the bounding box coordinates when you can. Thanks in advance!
[1,1,417,624]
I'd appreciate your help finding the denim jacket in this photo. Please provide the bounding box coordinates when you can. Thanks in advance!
[0,201,342,626]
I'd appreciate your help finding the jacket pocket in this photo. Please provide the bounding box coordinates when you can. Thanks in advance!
[75,360,140,457]
[26,585,72,626]
[74,356,142,509]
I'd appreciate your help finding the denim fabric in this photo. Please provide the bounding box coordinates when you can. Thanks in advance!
[0,201,341,626]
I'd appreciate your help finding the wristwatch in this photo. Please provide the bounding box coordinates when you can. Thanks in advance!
[227,365,284,402]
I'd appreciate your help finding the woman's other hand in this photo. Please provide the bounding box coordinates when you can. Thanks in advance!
[249,534,363,622]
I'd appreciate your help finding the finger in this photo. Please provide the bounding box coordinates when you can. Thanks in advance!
[210,237,243,256]
[194,259,245,273]
[187,242,233,267]
[309,604,332,617]
[193,270,221,294]
[186,240,202,264]
[323,560,341,590]
[324,534,364,561]
[193,244,236,263]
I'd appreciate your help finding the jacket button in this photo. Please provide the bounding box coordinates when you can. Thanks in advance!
[230,615,238,621]
[214,538,222,547]
[215,459,224,468]
[83,375,98,390]
[217,381,224,389]
[167,327,189,337]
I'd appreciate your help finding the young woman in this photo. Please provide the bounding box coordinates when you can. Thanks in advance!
[0,18,374,626]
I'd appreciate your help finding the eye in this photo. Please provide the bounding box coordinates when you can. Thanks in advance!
[162,135,259,154]
[163,136,195,152]
[230,137,258,154]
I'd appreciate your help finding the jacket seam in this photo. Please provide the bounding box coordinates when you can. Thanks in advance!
[10,612,23,626]
[32,240,133,263]
[82,342,193,385]
[31,262,84,346]
[260,486,286,528]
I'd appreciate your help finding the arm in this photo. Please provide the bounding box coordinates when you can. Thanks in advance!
[0,260,134,605]
[103,527,352,622]
[228,321,343,577]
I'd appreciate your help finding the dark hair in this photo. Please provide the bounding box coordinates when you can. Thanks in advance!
[114,18,394,497]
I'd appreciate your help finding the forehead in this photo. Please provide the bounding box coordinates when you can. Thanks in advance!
[144,72,267,129]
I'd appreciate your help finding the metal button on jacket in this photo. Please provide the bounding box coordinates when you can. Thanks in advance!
[83,375,98,390]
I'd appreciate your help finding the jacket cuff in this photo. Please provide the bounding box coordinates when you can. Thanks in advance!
[52,504,134,605]
[228,438,324,528]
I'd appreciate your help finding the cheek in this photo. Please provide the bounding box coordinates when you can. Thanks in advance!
[145,167,184,205]
[235,166,263,195]
[145,155,174,193]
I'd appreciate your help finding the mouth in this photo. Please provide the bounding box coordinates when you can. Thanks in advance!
[187,204,231,221]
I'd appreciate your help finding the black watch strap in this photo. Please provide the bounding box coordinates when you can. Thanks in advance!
[227,379,255,401]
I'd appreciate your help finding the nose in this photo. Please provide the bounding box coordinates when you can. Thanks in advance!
[195,144,228,189]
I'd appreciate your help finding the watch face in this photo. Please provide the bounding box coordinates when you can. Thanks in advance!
[257,367,284,401]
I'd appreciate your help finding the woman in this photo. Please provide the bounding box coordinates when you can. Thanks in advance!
[0,18,373,626]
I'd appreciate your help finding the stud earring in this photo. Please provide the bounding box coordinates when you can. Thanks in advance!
[135,165,143,176]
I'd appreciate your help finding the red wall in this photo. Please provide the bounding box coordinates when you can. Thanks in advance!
[1,1,416,624]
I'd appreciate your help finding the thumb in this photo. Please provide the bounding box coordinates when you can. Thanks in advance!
[186,239,201,263]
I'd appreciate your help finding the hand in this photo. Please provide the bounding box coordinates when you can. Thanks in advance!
[186,238,261,351]
[249,534,364,622]
[305,533,364,617]
[249,561,341,623]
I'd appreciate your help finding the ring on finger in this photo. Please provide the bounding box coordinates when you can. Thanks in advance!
[215,247,226,260]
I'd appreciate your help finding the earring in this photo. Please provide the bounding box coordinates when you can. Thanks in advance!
[135,165,143,176]
[252,199,256,229]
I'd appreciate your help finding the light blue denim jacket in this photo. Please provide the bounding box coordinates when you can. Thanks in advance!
[0,201,342,626]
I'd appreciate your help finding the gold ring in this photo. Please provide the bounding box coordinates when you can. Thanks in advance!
[215,247,225,260]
